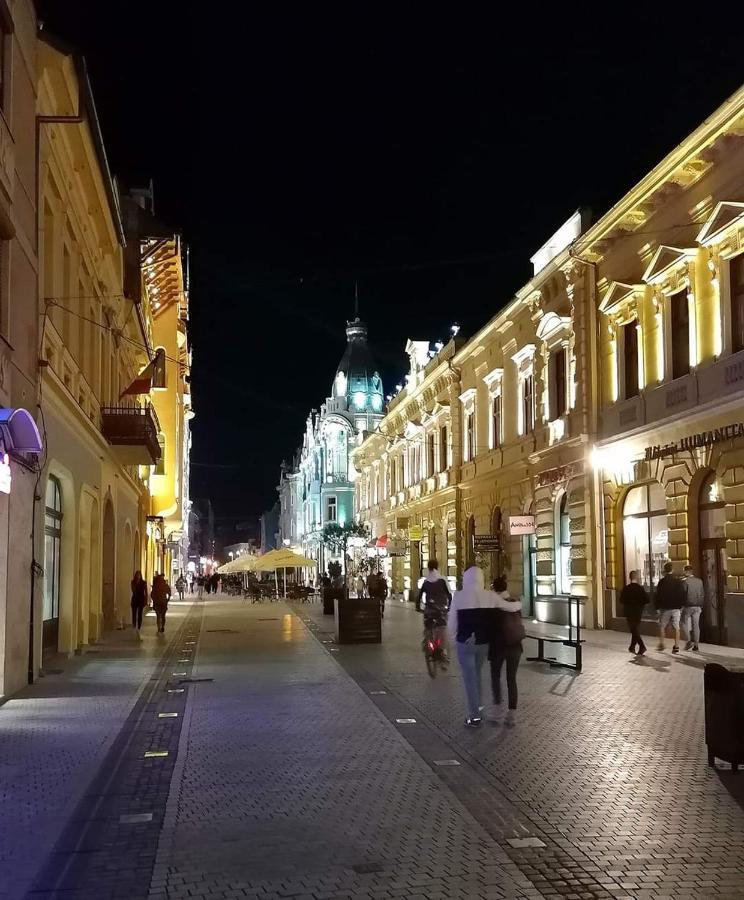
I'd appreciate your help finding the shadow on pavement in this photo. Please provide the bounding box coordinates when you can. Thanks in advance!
[629,655,671,673]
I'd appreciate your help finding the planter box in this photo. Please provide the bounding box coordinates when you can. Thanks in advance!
[335,596,382,644]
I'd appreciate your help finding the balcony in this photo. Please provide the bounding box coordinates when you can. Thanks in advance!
[101,404,161,466]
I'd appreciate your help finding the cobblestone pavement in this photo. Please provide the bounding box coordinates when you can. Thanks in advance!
[149,599,535,900]
[6,595,744,899]
[0,599,196,900]
[295,599,744,900]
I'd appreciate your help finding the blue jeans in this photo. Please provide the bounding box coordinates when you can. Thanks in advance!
[682,606,702,644]
[456,640,490,718]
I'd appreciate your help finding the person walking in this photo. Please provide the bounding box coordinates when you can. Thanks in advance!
[151,573,171,634]
[355,573,366,599]
[655,561,685,653]
[488,576,524,726]
[197,575,204,598]
[682,564,704,651]
[130,570,148,640]
[447,566,494,728]
[175,574,186,602]
[619,570,649,655]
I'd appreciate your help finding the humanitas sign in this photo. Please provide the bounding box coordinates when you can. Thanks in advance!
[644,423,744,461]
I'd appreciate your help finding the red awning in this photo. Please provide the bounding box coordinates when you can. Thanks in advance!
[375,535,389,548]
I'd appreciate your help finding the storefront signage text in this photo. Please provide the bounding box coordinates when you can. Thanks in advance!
[0,452,10,495]
[473,534,501,552]
[509,515,536,535]
[644,423,744,460]
[536,464,578,487]
[408,524,422,541]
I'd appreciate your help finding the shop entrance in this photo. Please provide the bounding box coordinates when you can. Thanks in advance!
[101,497,116,630]
[697,472,727,644]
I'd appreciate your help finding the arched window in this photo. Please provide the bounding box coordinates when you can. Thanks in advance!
[43,476,63,647]
[555,493,571,594]
[623,482,668,598]
[466,515,476,568]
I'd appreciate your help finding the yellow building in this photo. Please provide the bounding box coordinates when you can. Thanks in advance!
[587,85,744,645]
[121,192,193,585]
[0,1,44,699]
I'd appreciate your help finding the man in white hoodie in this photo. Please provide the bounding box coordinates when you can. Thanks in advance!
[447,566,495,727]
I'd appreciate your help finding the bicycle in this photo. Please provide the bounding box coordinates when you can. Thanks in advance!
[422,618,448,678]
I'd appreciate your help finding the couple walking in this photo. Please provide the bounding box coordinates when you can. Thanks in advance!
[130,571,171,638]
[448,567,524,728]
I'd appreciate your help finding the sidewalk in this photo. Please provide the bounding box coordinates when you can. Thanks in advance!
[0,599,196,900]
[295,598,744,899]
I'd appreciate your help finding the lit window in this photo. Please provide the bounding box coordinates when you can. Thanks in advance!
[491,394,502,449]
[670,290,690,379]
[622,320,639,399]
[353,391,366,410]
[327,496,337,522]
[731,254,744,354]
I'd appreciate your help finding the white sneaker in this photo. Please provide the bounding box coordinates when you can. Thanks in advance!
[504,709,516,727]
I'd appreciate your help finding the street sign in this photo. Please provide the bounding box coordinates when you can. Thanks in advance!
[509,515,536,535]
[473,534,500,552]
[408,524,422,541]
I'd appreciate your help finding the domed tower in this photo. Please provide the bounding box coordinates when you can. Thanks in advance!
[331,317,384,433]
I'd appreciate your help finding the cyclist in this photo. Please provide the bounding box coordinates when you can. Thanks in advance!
[420,559,452,660]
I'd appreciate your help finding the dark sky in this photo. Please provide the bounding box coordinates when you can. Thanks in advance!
[37,3,744,542]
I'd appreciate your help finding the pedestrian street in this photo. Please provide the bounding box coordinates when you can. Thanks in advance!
[2,595,744,899]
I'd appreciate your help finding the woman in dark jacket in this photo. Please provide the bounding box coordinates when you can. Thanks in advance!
[488,576,524,726]
[131,571,148,639]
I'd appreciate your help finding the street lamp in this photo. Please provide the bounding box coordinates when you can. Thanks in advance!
[229,551,234,560]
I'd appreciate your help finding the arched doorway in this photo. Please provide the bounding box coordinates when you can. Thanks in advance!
[555,493,571,595]
[465,515,475,569]
[522,501,537,617]
[697,471,727,644]
[490,506,503,583]
[101,497,116,630]
[43,476,63,651]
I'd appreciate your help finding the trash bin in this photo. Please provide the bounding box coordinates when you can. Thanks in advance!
[704,663,744,771]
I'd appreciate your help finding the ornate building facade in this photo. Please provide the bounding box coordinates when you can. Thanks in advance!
[354,85,744,644]
[278,317,384,572]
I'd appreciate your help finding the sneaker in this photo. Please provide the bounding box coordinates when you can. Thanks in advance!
[628,645,635,654]
[692,644,700,652]
[504,709,516,727]
[464,717,482,728]
[685,641,694,651]
[672,645,680,654]
[657,643,665,651]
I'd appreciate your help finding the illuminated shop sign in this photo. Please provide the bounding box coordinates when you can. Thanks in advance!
[644,423,744,461]
[0,452,10,494]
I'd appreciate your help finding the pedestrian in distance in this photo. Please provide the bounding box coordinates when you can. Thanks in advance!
[655,561,685,653]
[175,574,186,602]
[447,566,495,728]
[487,575,524,726]
[355,573,366,598]
[131,570,148,640]
[619,569,648,655]
[682,564,704,651]
[152,573,171,634]
[197,575,204,598]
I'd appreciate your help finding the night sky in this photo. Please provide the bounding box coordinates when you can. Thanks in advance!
[37,3,744,543]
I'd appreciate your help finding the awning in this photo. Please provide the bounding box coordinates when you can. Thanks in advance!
[375,535,389,548]
[0,408,43,453]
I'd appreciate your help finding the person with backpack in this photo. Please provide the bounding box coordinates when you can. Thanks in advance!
[175,574,186,602]
[487,575,524,726]
[655,561,685,653]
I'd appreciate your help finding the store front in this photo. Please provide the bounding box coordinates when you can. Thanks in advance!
[601,419,744,646]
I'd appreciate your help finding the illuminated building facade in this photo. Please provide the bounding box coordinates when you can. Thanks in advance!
[354,216,599,622]
[0,1,44,698]
[589,86,744,645]
[278,317,384,572]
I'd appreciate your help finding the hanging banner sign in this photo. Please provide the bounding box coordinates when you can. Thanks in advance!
[408,524,423,541]
[0,452,10,494]
[509,515,536,535]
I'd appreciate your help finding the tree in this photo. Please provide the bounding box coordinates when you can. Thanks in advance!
[322,521,370,586]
